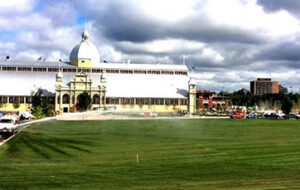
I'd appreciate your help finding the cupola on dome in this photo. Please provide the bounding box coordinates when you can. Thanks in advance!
[70,30,100,68]
[56,70,63,79]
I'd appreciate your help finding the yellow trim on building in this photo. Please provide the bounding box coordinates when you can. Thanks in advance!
[105,104,188,113]
[71,60,92,68]
[0,103,31,112]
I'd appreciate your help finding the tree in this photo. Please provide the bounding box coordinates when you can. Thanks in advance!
[0,97,3,108]
[76,91,92,111]
[32,89,43,110]
[281,97,293,115]
[33,106,44,119]
[13,97,20,109]
[31,89,53,118]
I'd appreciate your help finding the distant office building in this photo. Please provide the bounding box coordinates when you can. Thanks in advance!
[250,78,279,95]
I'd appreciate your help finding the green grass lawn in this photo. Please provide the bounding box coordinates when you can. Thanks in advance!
[0,119,300,189]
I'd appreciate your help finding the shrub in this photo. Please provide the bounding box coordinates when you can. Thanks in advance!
[76,91,92,111]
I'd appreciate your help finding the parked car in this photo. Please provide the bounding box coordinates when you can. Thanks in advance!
[19,111,35,120]
[177,110,188,116]
[140,112,158,117]
[0,116,18,134]
[277,113,286,118]
[264,113,280,119]
[283,114,300,120]
[247,113,259,119]
[230,111,245,119]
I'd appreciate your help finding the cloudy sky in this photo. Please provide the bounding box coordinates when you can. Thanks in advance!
[1,0,300,92]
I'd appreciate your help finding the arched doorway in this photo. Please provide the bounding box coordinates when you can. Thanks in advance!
[62,94,70,104]
[93,94,100,104]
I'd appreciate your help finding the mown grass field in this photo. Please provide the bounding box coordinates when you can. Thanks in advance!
[0,119,300,189]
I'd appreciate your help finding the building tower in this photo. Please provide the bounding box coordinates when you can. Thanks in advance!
[188,78,196,114]
[100,72,107,106]
[55,70,63,88]
[55,71,64,112]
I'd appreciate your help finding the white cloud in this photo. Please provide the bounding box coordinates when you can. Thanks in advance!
[99,45,124,62]
[0,42,16,50]
[0,0,36,15]
[1,0,300,92]
[117,39,205,54]
[139,0,198,22]
[0,14,51,31]
[203,0,300,39]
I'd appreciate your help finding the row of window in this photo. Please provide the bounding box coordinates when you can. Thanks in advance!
[58,95,188,106]
[0,96,55,104]
[58,94,103,104]
[0,96,31,104]
[0,95,188,106]
[106,98,188,106]
[0,66,187,75]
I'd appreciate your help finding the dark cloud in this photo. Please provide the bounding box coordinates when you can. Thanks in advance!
[255,42,300,62]
[169,18,266,44]
[73,1,268,44]
[257,0,300,17]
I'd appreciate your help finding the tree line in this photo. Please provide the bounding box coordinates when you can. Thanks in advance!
[221,89,300,115]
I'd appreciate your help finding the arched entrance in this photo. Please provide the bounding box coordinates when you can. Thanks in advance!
[93,94,100,104]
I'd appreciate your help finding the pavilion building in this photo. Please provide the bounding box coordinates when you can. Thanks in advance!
[0,30,196,114]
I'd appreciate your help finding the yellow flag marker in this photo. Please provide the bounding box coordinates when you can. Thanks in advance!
[136,154,139,163]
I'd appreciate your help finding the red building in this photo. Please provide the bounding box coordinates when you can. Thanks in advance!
[196,90,229,110]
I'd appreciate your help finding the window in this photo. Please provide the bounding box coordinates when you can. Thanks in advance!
[26,97,32,104]
[121,98,129,104]
[106,97,120,104]
[147,71,160,74]
[149,98,154,105]
[144,98,149,105]
[130,98,134,104]
[63,107,68,113]
[180,99,188,105]
[92,69,103,73]
[2,67,16,71]
[18,67,32,71]
[165,99,171,105]
[106,69,119,73]
[120,70,133,74]
[63,68,76,72]
[161,71,174,75]
[33,67,46,72]
[93,94,100,104]
[78,68,90,73]
[155,98,164,105]
[48,68,59,72]
[62,94,70,104]
[0,96,8,103]
[9,97,14,103]
[134,70,147,74]
[136,98,144,105]
[20,97,25,103]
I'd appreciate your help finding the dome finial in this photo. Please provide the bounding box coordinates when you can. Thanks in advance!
[81,30,89,41]
[56,70,63,79]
